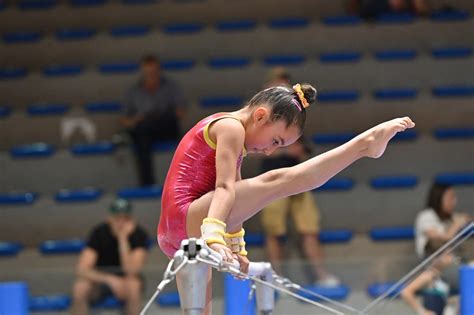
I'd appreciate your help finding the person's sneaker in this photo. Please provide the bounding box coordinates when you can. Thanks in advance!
[315,274,341,287]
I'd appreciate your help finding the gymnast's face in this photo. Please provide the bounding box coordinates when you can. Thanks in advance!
[245,106,301,155]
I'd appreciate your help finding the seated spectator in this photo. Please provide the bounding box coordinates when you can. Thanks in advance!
[72,199,149,315]
[348,0,430,19]
[121,55,187,186]
[415,183,472,260]
[409,182,472,315]
[401,240,457,315]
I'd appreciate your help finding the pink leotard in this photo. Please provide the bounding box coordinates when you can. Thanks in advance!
[158,113,245,257]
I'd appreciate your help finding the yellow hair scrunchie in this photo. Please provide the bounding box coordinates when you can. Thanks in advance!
[292,83,310,109]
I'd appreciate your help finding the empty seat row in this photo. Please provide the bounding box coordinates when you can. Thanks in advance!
[0,85,473,118]
[1,46,473,75]
[29,293,123,312]
[7,141,177,158]
[1,171,473,205]
[0,10,471,45]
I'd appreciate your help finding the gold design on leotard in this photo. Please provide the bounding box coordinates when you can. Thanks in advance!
[203,114,247,156]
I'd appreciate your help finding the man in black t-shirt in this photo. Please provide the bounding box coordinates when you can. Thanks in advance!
[72,199,149,315]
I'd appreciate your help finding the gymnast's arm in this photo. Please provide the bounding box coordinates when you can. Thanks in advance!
[400,270,436,315]
[206,118,246,222]
[75,248,112,284]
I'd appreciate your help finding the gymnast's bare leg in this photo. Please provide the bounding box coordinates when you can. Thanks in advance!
[183,116,414,314]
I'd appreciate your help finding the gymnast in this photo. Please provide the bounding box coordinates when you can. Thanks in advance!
[157,83,415,313]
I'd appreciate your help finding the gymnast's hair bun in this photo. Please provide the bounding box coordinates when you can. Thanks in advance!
[300,83,317,105]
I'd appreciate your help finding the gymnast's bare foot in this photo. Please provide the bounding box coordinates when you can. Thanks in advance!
[363,117,415,159]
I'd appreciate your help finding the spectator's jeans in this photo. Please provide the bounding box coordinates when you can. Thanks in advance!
[129,111,180,186]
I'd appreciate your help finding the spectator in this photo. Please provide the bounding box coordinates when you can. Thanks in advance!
[348,0,430,19]
[401,240,456,315]
[408,182,473,314]
[72,198,149,315]
[415,183,472,260]
[121,55,187,186]
[260,138,340,287]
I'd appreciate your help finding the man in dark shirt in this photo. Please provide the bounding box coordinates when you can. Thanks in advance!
[121,55,187,187]
[72,199,149,315]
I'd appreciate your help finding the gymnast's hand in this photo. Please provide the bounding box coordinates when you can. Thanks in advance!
[209,242,235,264]
[233,253,249,275]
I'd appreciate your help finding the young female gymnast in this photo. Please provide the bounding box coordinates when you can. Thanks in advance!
[157,83,415,313]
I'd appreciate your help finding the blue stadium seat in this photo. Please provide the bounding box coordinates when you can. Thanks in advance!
[29,295,71,312]
[0,1,6,10]
[110,25,150,37]
[161,59,195,71]
[244,232,265,247]
[322,15,361,26]
[434,127,474,140]
[392,130,418,141]
[319,230,353,244]
[117,186,163,199]
[298,284,350,301]
[319,51,361,63]
[0,192,37,205]
[163,22,203,34]
[374,49,417,61]
[70,0,106,7]
[435,172,474,185]
[377,13,415,24]
[374,88,418,100]
[269,17,309,29]
[157,291,180,307]
[216,20,257,32]
[0,67,28,80]
[200,96,243,108]
[370,175,418,189]
[432,47,472,59]
[27,103,69,116]
[3,31,42,44]
[121,0,156,5]
[315,178,354,191]
[431,10,470,22]
[39,239,85,254]
[0,106,11,118]
[55,188,103,202]
[10,143,55,158]
[98,62,139,74]
[369,226,414,241]
[432,86,474,97]
[263,54,305,66]
[92,296,122,309]
[208,57,250,69]
[146,238,156,249]
[18,0,57,10]
[85,101,122,113]
[0,242,23,256]
[70,142,116,155]
[367,282,402,298]
[312,133,357,145]
[152,140,178,152]
[56,28,97,41]
[43,64,83,77]
[316,90,360,102]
